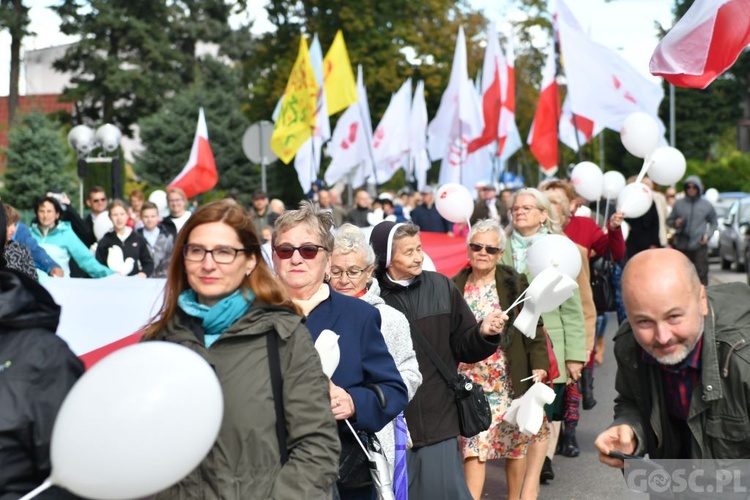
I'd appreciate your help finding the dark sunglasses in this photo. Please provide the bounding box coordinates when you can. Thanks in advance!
[469,243,502,255]
[685,184,698,190]
[274,244,327,260]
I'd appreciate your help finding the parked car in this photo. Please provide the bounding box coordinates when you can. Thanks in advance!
[710,192,750,258]
[719,196,750,271]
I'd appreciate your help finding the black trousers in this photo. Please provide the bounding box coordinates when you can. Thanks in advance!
[680,245,709,285]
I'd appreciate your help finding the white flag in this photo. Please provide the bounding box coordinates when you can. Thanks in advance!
[294,34,331,192]
[557,0,665,134]
[324,65,373,187]
[498,31,522,161]
[558,96,603,152]
[372,78,412,184]
[409,80,430,192]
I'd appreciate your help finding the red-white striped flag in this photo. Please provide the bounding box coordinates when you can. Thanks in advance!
[650,0,750,89]
[527,44,559,176]
[168,108,218,199]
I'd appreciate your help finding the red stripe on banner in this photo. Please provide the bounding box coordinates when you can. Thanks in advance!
[79,331,144,370]
[420,231,470,279]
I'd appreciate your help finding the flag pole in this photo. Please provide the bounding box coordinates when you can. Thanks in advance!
[309,127,316,193]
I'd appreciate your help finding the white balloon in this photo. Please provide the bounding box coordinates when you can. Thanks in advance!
[602,171,627,200]
[435,183,474,223]
[646,146,686,186]
[569,161,604,201]
[620,112,660,159]
[93,211,113,242]
[148,189,169,218]
[617,182,653,218]
[526,234,582,280]
[50,342,223,500]
[314,329,341,379]
[705,188,719,204]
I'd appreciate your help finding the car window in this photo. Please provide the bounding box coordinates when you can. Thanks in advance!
[741,202,750,224]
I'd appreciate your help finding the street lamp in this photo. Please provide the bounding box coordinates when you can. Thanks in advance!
[68,124,123,213]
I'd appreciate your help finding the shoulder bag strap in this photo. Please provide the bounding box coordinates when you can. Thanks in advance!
[266,331,289,465]
[406,317,458,388]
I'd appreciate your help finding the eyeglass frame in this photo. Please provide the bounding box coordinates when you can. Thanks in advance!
[468,243,503,255]
[329,266,373,280]
[510,205,541,215]
[273,244,328,260]
[182,244,250,264]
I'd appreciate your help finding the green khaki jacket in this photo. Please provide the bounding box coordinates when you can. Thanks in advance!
[452,264,549,397]
[147,304,340,499]
[612,282,750,459]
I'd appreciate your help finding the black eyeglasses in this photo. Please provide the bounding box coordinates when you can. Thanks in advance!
[469,243,502,255]
[330,267,369,280]
[183,244,249,264]
[274,244,327,260]
[91,197,107,203]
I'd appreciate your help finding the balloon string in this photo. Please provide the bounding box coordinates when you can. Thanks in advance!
[507,290,531,311]
[18,477,53,500]
[345,418,372,461]
[603,200,610,230]
[635,157,653,185]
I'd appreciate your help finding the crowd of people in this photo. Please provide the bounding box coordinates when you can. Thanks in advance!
[3,172,745,500]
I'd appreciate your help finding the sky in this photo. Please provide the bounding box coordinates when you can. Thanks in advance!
[0,0,675,95]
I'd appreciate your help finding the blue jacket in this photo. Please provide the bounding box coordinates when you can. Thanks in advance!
[14,223,59,274]
[30,222,114,278]
[305,287,408,433]
[410,203,452,233]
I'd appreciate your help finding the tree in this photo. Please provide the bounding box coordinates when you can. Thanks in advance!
[1,112,76,209]
[0,0,31,125]
[134,58,256,205]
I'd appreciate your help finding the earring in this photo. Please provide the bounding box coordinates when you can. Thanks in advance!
[246,269,252,277]
[324,273,331,283]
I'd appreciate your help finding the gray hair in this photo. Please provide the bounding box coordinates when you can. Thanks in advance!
[467,219,506,251]
[333,223,376,267]
[511,187,561,234]
[272,200,334,251]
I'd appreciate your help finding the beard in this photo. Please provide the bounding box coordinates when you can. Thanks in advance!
[644,317,704,366]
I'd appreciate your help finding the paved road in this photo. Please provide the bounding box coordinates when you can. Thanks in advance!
[480,261,745,499]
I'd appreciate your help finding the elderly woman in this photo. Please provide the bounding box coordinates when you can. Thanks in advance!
[500,188,586,489]
[329,223,422,482]
[143,199,340,499]
[30,196,114,278]
[272,202,408,500]
[452,219,549,500]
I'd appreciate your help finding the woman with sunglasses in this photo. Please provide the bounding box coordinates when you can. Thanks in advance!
[329,224,422,484]
[452,219,549,500]
[500,188,586,493]
[143,199,340,499]
[272,202,408,500]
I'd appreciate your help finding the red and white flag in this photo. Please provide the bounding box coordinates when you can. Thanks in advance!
[168,108,218,199]
[527,44,560,176]
[498,32,522,161]
[372,78,412,184]
[468,22,504,154]
[557,0,665,134]
[558,96,603,152]
[650,0,750,89]
[324,65,373,187]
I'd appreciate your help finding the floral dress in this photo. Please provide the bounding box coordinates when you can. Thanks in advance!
[459,281,548,461]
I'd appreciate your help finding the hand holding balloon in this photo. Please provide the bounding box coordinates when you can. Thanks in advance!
[480,309,509,336]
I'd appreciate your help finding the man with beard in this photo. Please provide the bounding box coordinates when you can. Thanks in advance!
[595,248,750,463]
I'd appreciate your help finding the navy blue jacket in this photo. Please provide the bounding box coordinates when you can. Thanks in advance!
[409,203,452,233]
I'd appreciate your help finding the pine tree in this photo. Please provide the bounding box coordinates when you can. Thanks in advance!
[1,112,76,209]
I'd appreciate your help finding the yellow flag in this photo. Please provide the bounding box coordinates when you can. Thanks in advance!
[271,36,319,164]
[323,30,357,116]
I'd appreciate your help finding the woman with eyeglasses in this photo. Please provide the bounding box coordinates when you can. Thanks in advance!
[30,196,115,278]
[272,202,408,500]
[329,224,422,483]
[451,219,549,500]
[500,188,586,492]
[142,199,341,499]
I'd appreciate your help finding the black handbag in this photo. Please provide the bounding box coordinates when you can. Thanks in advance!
[590,253,616,313]
[337,428,375,490]
[408,319,491,438]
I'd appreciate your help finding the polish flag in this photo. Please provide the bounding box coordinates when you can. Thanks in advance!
[527,44,559,176]
[168,108,218,199]
[468,22,503,154]
[497,33,523,161]
[558,96,603,152]
[650,0,750,89]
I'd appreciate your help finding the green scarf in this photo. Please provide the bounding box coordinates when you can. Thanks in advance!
[178,288,254,348]
[510,227,549,273]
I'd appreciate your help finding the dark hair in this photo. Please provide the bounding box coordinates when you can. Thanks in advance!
[0,203,6,264]
[87,186,106,198]
[140,201,158,214]
[34,196,63,226]
[144,199,299,338]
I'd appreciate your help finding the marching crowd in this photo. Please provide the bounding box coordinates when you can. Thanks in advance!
[3,172,749,500]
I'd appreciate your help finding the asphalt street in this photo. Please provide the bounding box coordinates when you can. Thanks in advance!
[480,261,745,499]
